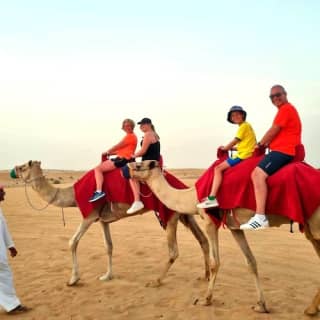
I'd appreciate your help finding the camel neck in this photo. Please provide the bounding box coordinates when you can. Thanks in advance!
[146,169,198,214]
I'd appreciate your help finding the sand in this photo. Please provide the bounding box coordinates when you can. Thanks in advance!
[0,169,319,319]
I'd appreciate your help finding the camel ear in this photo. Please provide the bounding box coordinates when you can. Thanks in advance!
[28,160,33,167]
[149,161,156,169]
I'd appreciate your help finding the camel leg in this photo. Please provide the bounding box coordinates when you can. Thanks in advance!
[146,213,180,287]
[68,212,98,286]
[303,224,320,316]
[201,215,220,306]
[230,229,268,313]
[179,215,211,281]
[99,221,114,281]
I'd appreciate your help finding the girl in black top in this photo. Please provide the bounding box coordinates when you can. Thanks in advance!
[127,118,161,214]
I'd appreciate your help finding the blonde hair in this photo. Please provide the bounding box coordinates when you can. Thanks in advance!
[122,118,135,130]
[151,124,160,140]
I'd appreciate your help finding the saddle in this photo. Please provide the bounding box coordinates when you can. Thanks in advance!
[196,145,320,226]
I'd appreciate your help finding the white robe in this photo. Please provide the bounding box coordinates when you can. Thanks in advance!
[0,207,20,312]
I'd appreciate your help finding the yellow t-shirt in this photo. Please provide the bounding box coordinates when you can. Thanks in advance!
[233,122,256,159]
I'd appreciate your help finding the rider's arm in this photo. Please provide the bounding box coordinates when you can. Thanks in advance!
[133,134,152,158]
[222,138,239,151]
[259,124,281,146]
[106,136,128,155]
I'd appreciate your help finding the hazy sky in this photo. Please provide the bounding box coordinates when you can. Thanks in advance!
[0,1,319,170]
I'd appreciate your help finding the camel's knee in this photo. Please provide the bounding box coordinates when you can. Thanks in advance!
[169,251,179,263]
[69,238,78,251]
[210,260,220,273]
[69,238,75,249]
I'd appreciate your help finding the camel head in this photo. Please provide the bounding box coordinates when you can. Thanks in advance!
[126,160,159,181]
[13,161,43,182]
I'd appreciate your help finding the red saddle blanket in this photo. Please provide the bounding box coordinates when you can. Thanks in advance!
[73,168,188,228]
[196,150,320,225]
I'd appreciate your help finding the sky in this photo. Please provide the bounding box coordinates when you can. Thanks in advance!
[0,0,319,170]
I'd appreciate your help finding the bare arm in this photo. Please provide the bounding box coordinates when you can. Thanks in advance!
[259,124,281,146]
[134,133,153,158]
[222,138,239,151]
[105,136,128,155]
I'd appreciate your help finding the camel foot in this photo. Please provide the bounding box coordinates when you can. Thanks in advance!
[145,279,162,288]
[67,276,80,286]
[252,301,269,313]
[304,305,319,316]
[193,296,212,306]
[196,275,210,282]
[99,273,113,281]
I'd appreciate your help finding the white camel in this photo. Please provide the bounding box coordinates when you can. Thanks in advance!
[14,160,211,287]
[127,159,320,316]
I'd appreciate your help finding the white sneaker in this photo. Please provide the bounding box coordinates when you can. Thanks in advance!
[196,197,219,209]
[240,215,269,230]
[127,201,144,214]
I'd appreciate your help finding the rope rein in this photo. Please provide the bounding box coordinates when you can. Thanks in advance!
[139,187,153,198]
[24,175,66,226]
[133,163,161,198]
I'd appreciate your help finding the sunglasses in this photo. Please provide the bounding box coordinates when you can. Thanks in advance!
[269,92,283,100]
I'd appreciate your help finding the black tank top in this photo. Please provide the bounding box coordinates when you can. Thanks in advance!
[142,140,161,161]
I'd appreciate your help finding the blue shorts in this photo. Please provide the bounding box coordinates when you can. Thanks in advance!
[258,151,293,176]
[226,157,242,167]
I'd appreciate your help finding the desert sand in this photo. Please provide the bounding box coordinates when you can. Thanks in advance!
[0,168,319,320]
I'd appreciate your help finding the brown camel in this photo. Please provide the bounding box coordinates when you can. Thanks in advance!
[127,160,320,316]
[14,160,211,287]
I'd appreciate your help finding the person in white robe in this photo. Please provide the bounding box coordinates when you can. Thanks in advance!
[0,186,28,314]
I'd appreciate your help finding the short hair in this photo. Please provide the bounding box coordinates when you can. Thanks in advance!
[122,118,135,130]
[271,84,287,95]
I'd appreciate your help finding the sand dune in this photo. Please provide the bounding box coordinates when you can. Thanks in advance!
[0,169,319,319]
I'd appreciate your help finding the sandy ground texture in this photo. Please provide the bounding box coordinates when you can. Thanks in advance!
[0,169,319,320]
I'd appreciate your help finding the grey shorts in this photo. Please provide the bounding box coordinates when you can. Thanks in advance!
[258,151,293,176]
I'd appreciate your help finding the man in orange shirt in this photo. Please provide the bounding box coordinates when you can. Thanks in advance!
[240,85,302,230]
[89,119,137,202]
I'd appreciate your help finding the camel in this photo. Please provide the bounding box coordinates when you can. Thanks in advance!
[127,160,320,316]
[13,160,211,288]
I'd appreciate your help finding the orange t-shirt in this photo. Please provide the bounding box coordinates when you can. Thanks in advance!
[269,102,302,156]
[116,133,138,159]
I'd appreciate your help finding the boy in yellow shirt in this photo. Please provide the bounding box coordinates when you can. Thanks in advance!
[197,106,256,209]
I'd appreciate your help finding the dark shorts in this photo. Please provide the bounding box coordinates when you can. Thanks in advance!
[258,151,293,176]
[111,157,135,168]
[226,157,242,167]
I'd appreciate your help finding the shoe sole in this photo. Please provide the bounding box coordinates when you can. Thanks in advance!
[127,206,144,214]
[240,225,268,230]
[88,195,105,203]
[197,204,219,209]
